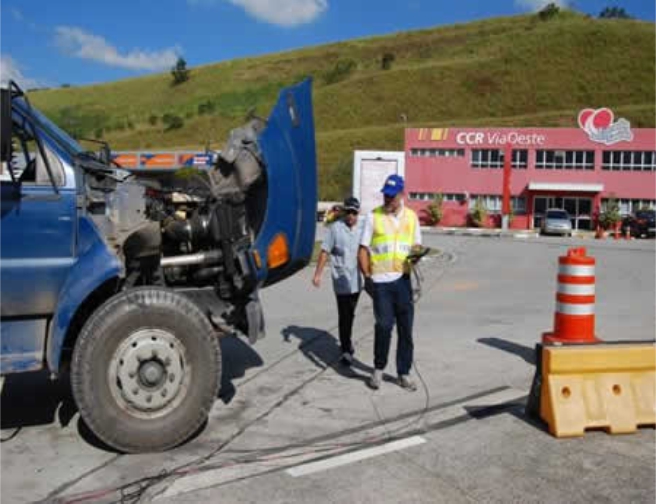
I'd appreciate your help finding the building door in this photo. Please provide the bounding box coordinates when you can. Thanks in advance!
[576,198,592,230]
[533,196,593,230]
[533,196,547,229]
[564,198,577,229]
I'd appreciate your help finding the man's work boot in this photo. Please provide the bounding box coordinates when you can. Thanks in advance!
[368,369,382,390]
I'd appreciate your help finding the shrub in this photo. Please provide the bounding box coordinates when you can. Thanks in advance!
[538,3,560,21]
[94,128,103,139]
[197,100,216,116]
[599,196,621,229]
[322,59,357,85]
[148,114,159,126]
[468,198,488,228]
[381,52,395,70]
[164,115,184,131]
[423,193,444,226]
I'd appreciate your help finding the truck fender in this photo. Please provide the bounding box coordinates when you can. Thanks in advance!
[47,217,123,373]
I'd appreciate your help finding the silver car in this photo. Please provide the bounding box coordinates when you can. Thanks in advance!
[541,209,573,236]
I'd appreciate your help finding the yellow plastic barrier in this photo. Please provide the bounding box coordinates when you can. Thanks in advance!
[540,343,656,437]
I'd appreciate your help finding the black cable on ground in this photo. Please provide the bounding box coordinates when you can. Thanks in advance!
[0,427,22,443]
[62,245,460,504]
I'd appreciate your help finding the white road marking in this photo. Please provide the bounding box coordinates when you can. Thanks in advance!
[156,388,526,500]
[285,435,426,477]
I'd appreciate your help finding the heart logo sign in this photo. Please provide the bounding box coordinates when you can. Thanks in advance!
[578,108,633,145]
[578,108,614,133]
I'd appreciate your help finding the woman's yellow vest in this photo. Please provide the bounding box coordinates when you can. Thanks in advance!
[370,206,417,275]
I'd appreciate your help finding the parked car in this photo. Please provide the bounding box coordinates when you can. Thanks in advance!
[541,209,573,236]
[622,209,656,238]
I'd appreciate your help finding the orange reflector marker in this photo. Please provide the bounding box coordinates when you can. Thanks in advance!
[267,233,289,269]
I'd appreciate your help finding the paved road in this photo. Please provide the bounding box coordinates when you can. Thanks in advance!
[1,235,654,503]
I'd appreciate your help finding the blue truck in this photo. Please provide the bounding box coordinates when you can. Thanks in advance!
[0,79,317,453]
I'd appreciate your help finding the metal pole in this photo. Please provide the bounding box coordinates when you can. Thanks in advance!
[502,143,512,230]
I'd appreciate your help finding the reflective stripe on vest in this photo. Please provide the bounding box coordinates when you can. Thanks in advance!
[370,207,416,275]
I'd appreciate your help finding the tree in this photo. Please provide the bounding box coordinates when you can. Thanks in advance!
[171,57,190,85]
[599,6,631,19]
[538,3,560,21]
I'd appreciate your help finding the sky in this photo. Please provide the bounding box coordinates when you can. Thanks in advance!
[1,0,654,88]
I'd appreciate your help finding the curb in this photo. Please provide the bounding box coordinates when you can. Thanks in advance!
[420,228,610,240]
[420,227,540,239]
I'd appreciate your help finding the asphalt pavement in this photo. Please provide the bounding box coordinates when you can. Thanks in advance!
[1,234,654,503]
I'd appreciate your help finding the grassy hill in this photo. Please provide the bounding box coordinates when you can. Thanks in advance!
[29,11,655,200]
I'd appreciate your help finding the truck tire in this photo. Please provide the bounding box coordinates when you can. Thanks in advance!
[71,287,221,453]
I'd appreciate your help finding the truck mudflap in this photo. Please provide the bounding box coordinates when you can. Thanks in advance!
[251,79,317,287]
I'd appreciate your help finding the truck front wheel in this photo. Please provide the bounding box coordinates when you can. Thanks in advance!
[71,287,221,453]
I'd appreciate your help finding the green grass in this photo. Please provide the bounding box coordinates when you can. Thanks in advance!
[28,12,655,200]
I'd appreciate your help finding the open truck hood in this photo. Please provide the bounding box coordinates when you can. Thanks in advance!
[252,79,317,287]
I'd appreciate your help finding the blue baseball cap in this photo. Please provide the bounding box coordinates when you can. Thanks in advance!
[381,174,405,197]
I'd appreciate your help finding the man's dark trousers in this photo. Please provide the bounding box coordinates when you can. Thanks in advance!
[336,292,360,355]
[372,275,414,375]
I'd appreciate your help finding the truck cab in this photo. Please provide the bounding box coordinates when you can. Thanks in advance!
[0,80,317,452]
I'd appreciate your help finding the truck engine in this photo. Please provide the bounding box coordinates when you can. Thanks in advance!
[88,118,268,304]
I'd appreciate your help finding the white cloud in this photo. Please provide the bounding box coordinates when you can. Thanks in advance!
[515,0,569,11]
[0,55,45,89]
[189,0,328,27]
[54,26,180,71]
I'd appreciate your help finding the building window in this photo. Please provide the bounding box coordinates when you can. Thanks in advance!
[602,151,656,171]
[409,192,465,202]
[512,196,526,214]
[444,193,465,202]
[467,195,526,214]
[536,150,594,170]
[410,148,465,158]
[471,149,528,169]
[513,150,528,169]
[601,198,656,215]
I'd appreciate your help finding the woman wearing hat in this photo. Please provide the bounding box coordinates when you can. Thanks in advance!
[312,196,364,365]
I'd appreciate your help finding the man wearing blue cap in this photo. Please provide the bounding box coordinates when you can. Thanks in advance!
[358,174,421,391]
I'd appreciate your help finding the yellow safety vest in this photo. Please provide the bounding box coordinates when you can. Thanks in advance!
[370,206,417,275]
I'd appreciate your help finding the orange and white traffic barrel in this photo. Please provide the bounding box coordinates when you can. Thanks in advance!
[543,247,598,344]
